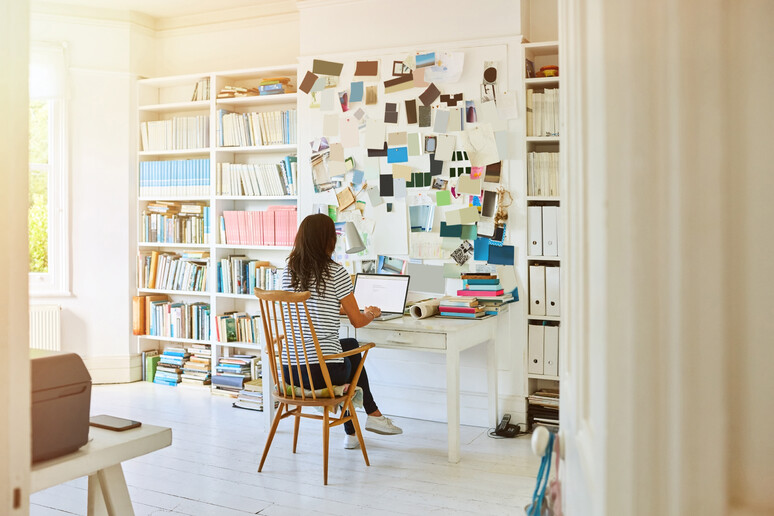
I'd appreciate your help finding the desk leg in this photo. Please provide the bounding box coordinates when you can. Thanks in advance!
[94,464,135,516]
[487,338,499,427]
[446,348,461,463]
[87,474,108,516]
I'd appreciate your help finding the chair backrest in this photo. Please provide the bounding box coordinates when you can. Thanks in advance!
[254,288,336,403]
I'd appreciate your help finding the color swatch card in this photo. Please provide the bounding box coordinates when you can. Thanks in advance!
[436,190,451,206]
[446,206,480,225]
[457,175,482,196]
[350,81,364,103]
[392,164,412,180]
[418,105,432,127]
[365,120,385,149]
[434,134,456,161]
[488,245,514,265]
[407,133,421,156]
[474,237,491,261]
[367,186,383,206]
[388,132,408,146]
[355,60,379,77]
[433,109,450,133]
[299,71,318,94]
[313,59,343,76]
[419,83,441,106]
[323,114,339,137]
[340,117,360,148]
[364,157,380,179]
[393,178,407,199]
[321,89,336,111]
[387,146,409,163]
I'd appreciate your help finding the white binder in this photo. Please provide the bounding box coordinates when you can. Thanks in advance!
[542,206,558,256]
[528,324,545,375]
[543,325,559,376]
[545,266,560,316]
[528,206,543,256]
[529,265,546,316]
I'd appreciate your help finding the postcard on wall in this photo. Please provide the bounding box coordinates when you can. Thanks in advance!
[299,71,319,94]
[415,52,436,69]
[366,85,378,105]
[350,81,364,103]
[354,60,379,77]
[434,134,456,162]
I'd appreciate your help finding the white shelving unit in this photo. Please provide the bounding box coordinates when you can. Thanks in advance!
[523,41,562,431]
[135,65,299,407]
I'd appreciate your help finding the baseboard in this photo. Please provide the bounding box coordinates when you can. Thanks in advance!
[81,354,142,384]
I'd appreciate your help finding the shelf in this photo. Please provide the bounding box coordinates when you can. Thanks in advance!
[528,315,561,322]
[216,195,297,201]
[525,77,560,86]
[138,196,210,202]
[527,256,560,262]
[137,335,213,346]
[527,196,560,202]
[528,374,560,381]
[215,144,297,154]
[215,293,259,300]
[138,243,210,249]
[523,41,559,55]
[212,341,261,351]
[526,137,560,143]
[139,149,211,156]
[217,93,298,107]
[137,288,210,297]
[214,244,293,251]
[138,100,210,113]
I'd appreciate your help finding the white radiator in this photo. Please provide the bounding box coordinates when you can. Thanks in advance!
[29,304,61,351]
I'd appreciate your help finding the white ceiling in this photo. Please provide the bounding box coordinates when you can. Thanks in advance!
[35,0,293,20]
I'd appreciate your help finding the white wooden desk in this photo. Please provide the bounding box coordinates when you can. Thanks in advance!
[341,315,500,463]
[31,424,172,516]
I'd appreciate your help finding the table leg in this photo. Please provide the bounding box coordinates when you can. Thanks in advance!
[95,464,135,516]
[87,474,107,516]
[487,338,499,427]
[446,348,461,463]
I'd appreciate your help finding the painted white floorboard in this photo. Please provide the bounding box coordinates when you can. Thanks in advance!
[31,382,538,515]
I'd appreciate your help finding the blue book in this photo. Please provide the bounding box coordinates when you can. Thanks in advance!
[153,377,179,386]
[462,278,500,285]
[462,283,502,291]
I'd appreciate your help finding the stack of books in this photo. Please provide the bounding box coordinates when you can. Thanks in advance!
[258,77,293,95]
[438,297,486,319]
[211,355,256,397]
[153,347,190,386]
[216,85,259,98]
[457,273,505,297]
[180,344,211,387]
[528,389,559,431]
[234,378,263,411]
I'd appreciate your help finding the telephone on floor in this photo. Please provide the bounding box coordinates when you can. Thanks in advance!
[495,413,520,438]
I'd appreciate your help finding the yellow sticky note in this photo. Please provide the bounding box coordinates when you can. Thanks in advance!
[392,164,412,180]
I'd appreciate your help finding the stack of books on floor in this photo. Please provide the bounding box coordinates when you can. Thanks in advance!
[211,355,256,397]
[180,344,212,387]
[528,389,559,431]
[153,347,190,386]
[438,297,486,319]
[458,273,515,315]
[233,378,263,411]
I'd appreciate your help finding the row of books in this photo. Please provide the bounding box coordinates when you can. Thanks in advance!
[191,77,211,101]
[526,88,559,138]
[215,157,297,197]
[217,109,297,147]
[141,116,210,152]
[527,152,559,197]
[214,312,261,343]
[438,273,515,319]
[146,300,211,340]
[220,207,297,247]
[138,159,210,197]
[141,210,210,244]
[217,257,281,295]
[137,250,209,291]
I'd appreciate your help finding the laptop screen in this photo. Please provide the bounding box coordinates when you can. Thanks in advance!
[354,274,410,314]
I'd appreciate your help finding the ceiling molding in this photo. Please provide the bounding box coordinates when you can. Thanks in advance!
[31,1,157,29]
[155,3,298,32]
[155,12,299,38]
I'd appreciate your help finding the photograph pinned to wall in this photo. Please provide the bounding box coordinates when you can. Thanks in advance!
[481,60,499,102]
[366,85,378,105]
[477,219,496,239]
[466,100,477,123]
[484,161,501,183]
[424,135,437,153]
[409,204,435,232]
[392,60,412,76]
[359,259,377,274]
[481,189,498,219]
[338,90,349,112]
[377,255,407,274]
[310,137,330,153]
[384,74,414,94]
[336,186,356,211]
[423,51,464,83]
[432,177,448,190]
[525,58,536,78]
[449,150,471,177]
[309,90,321,109]
[384,102,399,124]
[402,54,416,71]
[415,52,436,69]
[471,166,484,179]
[490,224,506,246]
[311,152,338,192]
[450,241,474,265]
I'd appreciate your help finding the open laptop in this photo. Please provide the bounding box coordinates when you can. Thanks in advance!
[353,273,410,321]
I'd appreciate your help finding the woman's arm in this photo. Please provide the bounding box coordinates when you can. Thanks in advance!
[340,293,381,328]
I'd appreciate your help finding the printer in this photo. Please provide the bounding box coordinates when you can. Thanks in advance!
[31,352,92,463]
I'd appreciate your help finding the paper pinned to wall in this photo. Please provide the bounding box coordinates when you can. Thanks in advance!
[379,174,394,197]
[355,60,379,77]
[364,158,380,179]
[443,262,468,279]
[447,108,462,132]
[478,100,507,131]
[413,67,429,88]
[367,186,383,206]
[299,71,319,94]
[406,262,445,293]
[392,164,412,180]
[350,81,364,103]
[474,237,491,261]
[366,86,378,105]
[436,190,451,206]
[497,90,519,119]
[433,110,450,133]
[388,132,408,146]
[365,119,385,149]
[387,147,409,163]
[321,89,336,111]
[434,134,456,161]
[313,59,344,76]
[323,114,339,137]
[457,175,482,196]
[373,201,409,256]
[409,232,444,259]
[494,130,510,159]
[341,117,360,148]
[446,206,480,225]
[418,105,432,127]
[424,52,464,83]
[419,83,441,106]
[407,133,421,156]
[393,178,407,199]
[488,245,515,265]
[462,124,500,167]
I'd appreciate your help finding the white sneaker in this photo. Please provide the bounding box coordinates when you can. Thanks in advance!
[365,415,403,435]
[343,434,360,449]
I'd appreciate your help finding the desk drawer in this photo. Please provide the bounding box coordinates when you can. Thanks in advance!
[356,328,446,350]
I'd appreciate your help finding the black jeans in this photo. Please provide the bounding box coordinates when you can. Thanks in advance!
[282,338,378,435]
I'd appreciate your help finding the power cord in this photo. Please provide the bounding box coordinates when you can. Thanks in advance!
[486,423,527,439]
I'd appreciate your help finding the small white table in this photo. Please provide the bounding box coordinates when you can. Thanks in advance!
[31,424,172,516]
[341,315,500,463]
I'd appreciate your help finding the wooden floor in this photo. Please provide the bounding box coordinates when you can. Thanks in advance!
[31,382,539,515]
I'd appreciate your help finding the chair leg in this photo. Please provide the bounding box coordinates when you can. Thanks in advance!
[322,407,330,485]
[258,402,284,472]
[348,401,370,467]
[292,410,301,453]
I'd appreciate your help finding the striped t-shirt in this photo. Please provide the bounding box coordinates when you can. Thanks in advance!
[280,263,353,364]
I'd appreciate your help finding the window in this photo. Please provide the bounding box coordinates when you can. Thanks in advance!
[29,44,69,295]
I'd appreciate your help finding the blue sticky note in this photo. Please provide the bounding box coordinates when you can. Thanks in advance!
[474,237,491,261]
[387,146,409,163]
[352,170,364,185]
[350,81,364,103]
[487,245,515,265]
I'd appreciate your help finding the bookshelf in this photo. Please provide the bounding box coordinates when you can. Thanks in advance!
[523,41,561,432]
[135,65,299,406]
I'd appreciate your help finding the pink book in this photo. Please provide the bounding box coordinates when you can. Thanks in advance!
[263,210,275,246]
[439,306,480,314]
[456,289,504,296]
[236,211,248,245]
[222,211,238,245]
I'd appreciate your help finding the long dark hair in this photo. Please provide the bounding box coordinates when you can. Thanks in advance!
[287,214,337,295]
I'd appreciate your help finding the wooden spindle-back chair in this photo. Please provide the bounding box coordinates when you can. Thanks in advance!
[254,288,374,485]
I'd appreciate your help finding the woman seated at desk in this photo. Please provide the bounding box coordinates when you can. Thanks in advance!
[281,213,403,449]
